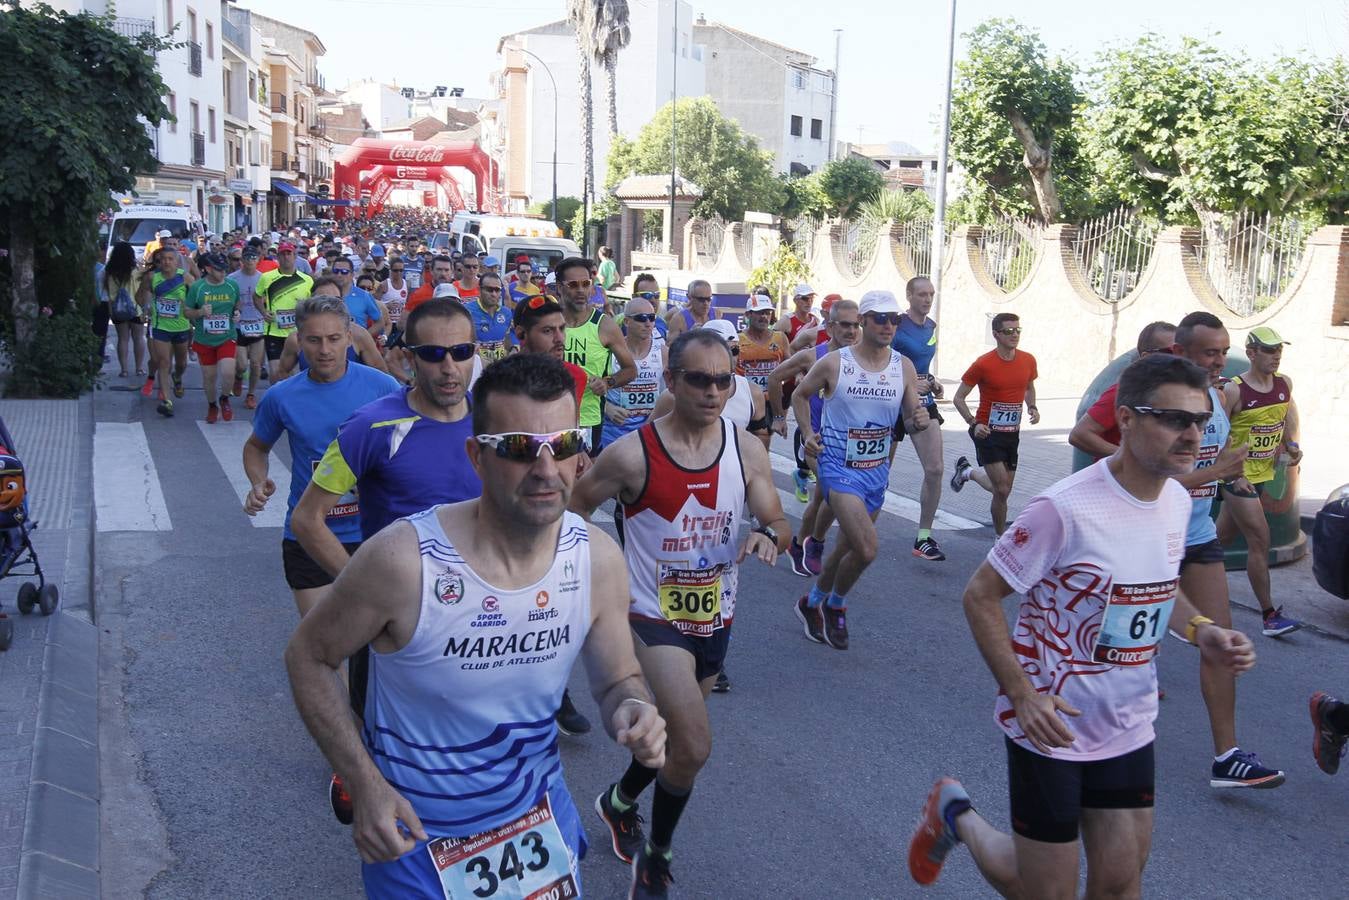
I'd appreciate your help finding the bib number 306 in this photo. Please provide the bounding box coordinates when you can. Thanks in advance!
[428,797,576,900]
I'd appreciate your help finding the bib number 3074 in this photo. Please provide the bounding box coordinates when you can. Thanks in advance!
[1090,579,1178,666]
[427,797,576,900]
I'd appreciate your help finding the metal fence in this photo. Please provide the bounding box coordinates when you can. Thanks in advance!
[111,17,155,40]
[1195,210,1313,315]
[841,217,885,279]
[788,217,820,263]
[976,217,1041,293]
[691,217,726,269]
[1072,208,1160,302]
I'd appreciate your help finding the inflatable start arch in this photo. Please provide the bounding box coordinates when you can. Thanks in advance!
[333,138,496,219]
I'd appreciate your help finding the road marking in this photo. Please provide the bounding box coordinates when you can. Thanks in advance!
[94,423,172,531]
[195,421,292,528]
[767,452,982,531]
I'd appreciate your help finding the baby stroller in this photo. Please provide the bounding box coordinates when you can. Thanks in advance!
[0,415,58,651]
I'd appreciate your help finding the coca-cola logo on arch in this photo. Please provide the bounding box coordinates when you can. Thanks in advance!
[389,144,447,163]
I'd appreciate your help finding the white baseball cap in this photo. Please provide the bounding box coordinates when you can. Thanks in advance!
[155,229,172,239]
[745,293,774,313]
[858,289,901,317]
[432,283,461,300]
[793,283,816,299]
[700,319,740,343]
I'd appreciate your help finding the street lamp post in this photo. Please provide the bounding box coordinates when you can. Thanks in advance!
[518,47,559,226]
[929,0,957,373]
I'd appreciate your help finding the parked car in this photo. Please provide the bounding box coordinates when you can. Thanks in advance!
[1313,484,1349,598]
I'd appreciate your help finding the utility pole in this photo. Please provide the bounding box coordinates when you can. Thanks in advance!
[670,15,678,259]
[929,0,957,368]
[826,29,841,161]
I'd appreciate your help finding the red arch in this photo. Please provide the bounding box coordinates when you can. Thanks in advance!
[334,138,496,219]
[359,165,469,217]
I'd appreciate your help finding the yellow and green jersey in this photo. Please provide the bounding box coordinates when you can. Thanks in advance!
[1228,374,1291,484]
[258,269,313,338]
[564,308,611,427]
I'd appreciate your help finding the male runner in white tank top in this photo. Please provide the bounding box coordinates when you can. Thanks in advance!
[286,354,665,898]
[570,328,788,898]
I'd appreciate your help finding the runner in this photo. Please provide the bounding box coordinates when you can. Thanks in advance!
[663,279,716,338]
[243,294,400,617]
[454,252,481,301]
[183,252,239,423]
[1310,691,1349,775]
[258,240,314,380]
[790,290,928,649]
[768,299,860,576]
[600,295,666,451]
[571,328,788,897]
[228,246,267,409]
[907,354,1257,895]
[890,276,948,561]
[513,293,587,398]
[335,263,389,341]
[773,283,818,342]
[558,257,637,453]
[1218,326,1304,636]
[950,313,1040,535]
[376,256,411,348]
[630,273,669,350]
[405,255,454,314]
[1168,311,1287,787]
[650,320,771,445]
[136,246,194,417]
[465,271,513,363]
[285,353,666,898]
[1068,321,1177,459]
[736,292,790,413]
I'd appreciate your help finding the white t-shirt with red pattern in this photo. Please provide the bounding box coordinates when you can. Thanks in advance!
[986,459,1190,761]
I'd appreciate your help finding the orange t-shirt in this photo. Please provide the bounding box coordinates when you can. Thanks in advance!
[454,280,480,300]
[736,331,789,390]
[404,282,436,314]
[961,349,1038,432]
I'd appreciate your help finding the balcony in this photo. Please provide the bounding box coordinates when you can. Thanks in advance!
[270,92,287,115]
[272,150,289,171]
[188,41,202,77]
[112,17,155,40]
[221,16,248,54]
[191,132,206,166]
[307,121,327,138]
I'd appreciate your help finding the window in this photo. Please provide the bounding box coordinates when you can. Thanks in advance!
[792,69,806,90]
[248,72,256,100]
[789,115,803,137]
[810,118,823,140]
[187,8,197,41]
[205,22,213,58]
[167,92,177,132]
[189,100,200,133]
[208,107,216,142]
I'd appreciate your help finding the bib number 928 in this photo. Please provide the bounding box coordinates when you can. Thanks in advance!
[463,832,555,898]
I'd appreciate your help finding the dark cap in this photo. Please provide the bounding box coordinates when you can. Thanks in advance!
[202,252,228,271]
[241,248,260,260]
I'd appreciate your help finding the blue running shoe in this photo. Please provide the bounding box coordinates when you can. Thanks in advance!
[1211,749,1285,789]
[792,469,810,503]
[1261,606,1302,638]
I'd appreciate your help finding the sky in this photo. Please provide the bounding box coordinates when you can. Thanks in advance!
[240,0,1349,153]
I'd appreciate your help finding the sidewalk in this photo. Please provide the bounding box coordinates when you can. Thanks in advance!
[0,397,98,898]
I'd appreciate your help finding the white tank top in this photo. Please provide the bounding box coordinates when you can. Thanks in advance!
[608,339,664,422]
[622,419,746,635]
[722,374,754,431]
[819,346,905,471]
[381,279,409,323]
[362,506,591,833]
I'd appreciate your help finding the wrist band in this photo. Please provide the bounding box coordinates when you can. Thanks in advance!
[1185,615,1214,644]
[619,698,652,710]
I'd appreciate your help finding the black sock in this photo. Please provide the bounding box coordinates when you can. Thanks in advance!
[1328,700,1349,733]
[649,778,692,851]
[618,758,659,805]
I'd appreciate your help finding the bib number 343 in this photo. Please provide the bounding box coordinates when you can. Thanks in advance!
[427,797,576,900]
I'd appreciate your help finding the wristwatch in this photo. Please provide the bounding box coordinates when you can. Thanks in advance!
[754,524,778,544]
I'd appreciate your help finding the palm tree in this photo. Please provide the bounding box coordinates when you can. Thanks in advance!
[567,0,631,204]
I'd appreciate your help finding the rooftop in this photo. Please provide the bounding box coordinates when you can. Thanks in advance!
[614,174,702,200]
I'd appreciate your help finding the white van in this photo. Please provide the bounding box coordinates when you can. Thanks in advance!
[488,236,582,277]
[108,203,203,260]
[450,213,565,257]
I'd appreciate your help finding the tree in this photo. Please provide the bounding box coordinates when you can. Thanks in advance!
[859,188,933,224]
[778,172,830,221]
[0,2,171,392]
[949,19,1086,223]
[568,0,632,205]
[747,240,812,311]
[528,196,583,238]
[819,158,885,219]
[605,97,784,221]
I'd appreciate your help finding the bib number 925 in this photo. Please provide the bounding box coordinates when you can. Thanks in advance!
[464,831,553,898]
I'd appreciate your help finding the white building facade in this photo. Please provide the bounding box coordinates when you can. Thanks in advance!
[220,2,272,233]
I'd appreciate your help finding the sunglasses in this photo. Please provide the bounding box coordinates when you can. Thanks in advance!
[997,327,1023,335]
[688,294,712,303]
[391,267,404,272]
[677,369,734,391]
[1139,346,1172,357]
[475,429,587,462]
[331,268,352,275]
[832,319,861,329]
[867,312,903,325]
[405,342,476,363]
[1129,406,1213,431]
[635,291,659,300]
[564,279,593,290]
[627,313,657,323]
[1252,344,1282,354]
[480,286,503,294]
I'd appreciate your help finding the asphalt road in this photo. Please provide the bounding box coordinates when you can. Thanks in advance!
[92,373,1349,899]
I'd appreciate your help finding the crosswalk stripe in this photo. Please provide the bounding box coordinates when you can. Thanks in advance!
[766,452,983,531]
[94,423,172,532]
[195,421,292,528]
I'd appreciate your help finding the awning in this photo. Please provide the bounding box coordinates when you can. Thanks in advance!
[271,179,305,198]
[309,197,354,207]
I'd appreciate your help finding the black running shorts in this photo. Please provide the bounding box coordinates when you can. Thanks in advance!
[970,425,1020,471]
[629,616,730,683]
[894,401,943,443]
[281,538,362,591]
[264,335,288,362]
[1005,737,1155,843]
[1181,538,1225,569]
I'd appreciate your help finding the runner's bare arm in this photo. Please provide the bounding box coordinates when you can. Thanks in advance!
[242,435,275,514]
[601,316,638,389]
[569,433,644,517]
[580,527,665,767]
[767,348,812,416]
[1025,379,1040,425]
[277,333,300,381]
[953,382,983,435]
[372,300,390,337]
[789,325,818,353]
[738,433,790,558]
[899,357,930,432]
[651,390,675,421]
[790,352,839,454]
[964,561,1079,754]
[1068,413,1118,459]
[1280,396,1302,464]
[293,481,354,579]
[1172,589,1256,675]
[350,327,391,374]
[285,522,428,862]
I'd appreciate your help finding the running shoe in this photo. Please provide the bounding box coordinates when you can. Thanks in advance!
[1210,749,1285,789]
[1261,606,1303,637]
[595,785,645,863]
[231,377,244,398]
[172,375,184,398]
[329,773,354,825]
[555,690,592,736]
[156,399,174,418]
[803,536,824,576]
[821,605,849,650]
[788,537,811,577]
[1310,692,1347,775]
[220,397,233,422]
[206,403,218,424]
[245,393,257,410]
[140,377,155,397]
[713,670,730,693]
[913,537,946,561]
[629,843,673,899]
[794,596,825,644]
[950,456,971,493]
[792,469,810,503]
[807,469,816,483]
[908,777,970,886]
[260,366,270,381]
